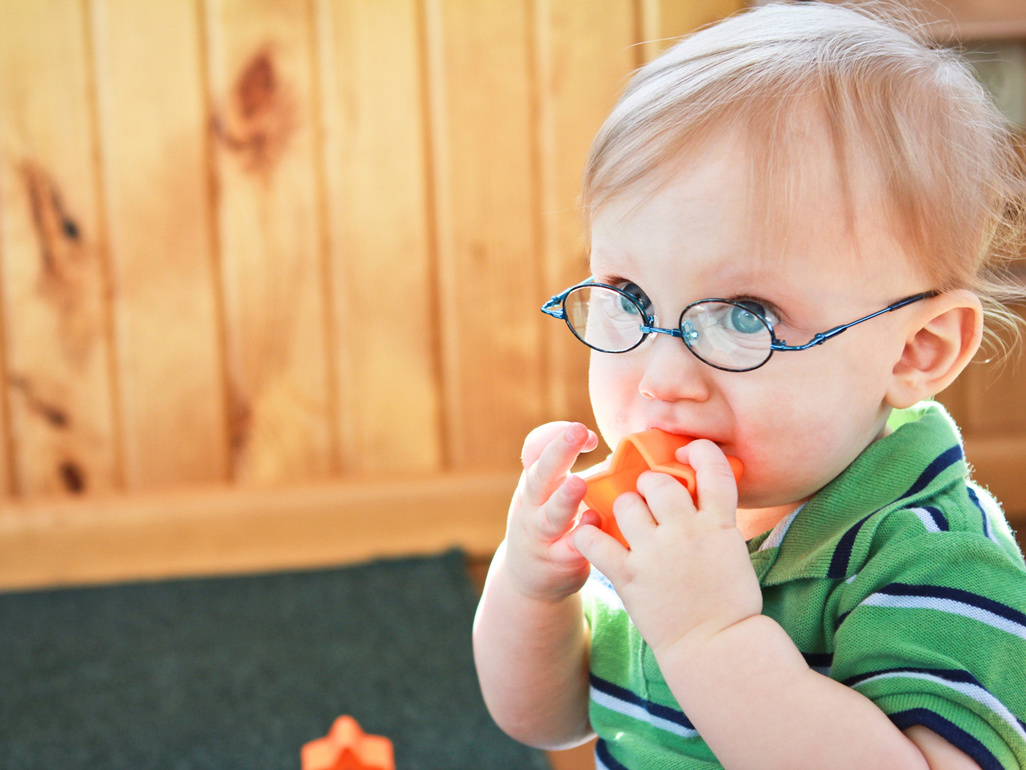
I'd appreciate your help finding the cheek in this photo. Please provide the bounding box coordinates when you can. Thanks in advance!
[731,364,889,505]
[734,409,850,507]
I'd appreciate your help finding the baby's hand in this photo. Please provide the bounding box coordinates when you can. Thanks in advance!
[573,439,762,656]
[503,422,600,604]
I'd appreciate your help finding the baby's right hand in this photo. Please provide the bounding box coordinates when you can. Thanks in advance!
[503,421,600,604]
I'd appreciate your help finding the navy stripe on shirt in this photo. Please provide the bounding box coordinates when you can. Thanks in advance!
[966,485,993,540]
[845,666,1026,736]
[828,514,873,579]
[590,673,697,731]
[802,651,834,673]
[596,739,630,770]
[829,445,963,579]
[846,666,984,689]
[901,444,963,500]
[891,708,1003,770]
[873,583,1026,630]
[921,505,949,532]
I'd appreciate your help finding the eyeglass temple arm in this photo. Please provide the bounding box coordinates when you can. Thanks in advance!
[771,291,939,352]
[541,279,604,318]
[540,290,570,318]
[771,327,849,352]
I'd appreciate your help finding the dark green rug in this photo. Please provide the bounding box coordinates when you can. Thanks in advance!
[0,549,551,770]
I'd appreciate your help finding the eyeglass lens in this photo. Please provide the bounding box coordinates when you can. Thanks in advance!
[562,285,773,371]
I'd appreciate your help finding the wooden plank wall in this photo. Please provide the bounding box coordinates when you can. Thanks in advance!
[0,0,1023,590]
[0,0,744,589]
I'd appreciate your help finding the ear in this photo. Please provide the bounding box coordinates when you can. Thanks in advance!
[886,290,983,409]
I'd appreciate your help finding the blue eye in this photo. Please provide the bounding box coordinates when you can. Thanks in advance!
[618,294,641,315]
[728,302,769,335]
[618,283,651,316]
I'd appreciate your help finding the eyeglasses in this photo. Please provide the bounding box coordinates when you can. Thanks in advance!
[541,280,939,372]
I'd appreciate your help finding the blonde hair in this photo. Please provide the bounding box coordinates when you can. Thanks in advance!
[583,1,1026,355]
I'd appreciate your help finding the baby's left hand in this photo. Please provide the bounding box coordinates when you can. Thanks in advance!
[572,439,762,657]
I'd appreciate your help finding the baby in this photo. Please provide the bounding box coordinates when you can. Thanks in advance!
[474,2,1026,769]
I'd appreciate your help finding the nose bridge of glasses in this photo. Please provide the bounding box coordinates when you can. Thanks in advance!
[640,321,685,340]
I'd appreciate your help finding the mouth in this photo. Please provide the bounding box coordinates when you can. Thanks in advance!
[646,424,719,442]
[643,425,737,459]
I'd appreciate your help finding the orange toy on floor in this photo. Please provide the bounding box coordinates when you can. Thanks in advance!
[582,429,743,547]
[301,715,394,770]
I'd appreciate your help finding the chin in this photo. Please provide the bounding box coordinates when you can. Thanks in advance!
[737,489,795,513]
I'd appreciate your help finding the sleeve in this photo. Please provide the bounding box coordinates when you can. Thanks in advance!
[831,527,1026,770]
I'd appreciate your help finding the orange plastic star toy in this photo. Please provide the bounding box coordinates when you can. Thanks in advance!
[581,429,743,547]
[301,715,394,770]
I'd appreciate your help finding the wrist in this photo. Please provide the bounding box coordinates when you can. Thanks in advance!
[496,539,590,605]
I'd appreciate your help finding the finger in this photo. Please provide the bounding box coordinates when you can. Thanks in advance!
[635,470,695,524]
[678,440,738,526]
[536,474,588,540]
[522,421,600,469]
[521,422,573,469]
[572,522,628,580]
[611,490,657,541]
[578,507,602,530]
[522,423,598,507]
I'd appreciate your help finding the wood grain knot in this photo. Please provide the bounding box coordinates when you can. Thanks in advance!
[212,45,297,177]
[17,161,104,358]
[58,461,86,493]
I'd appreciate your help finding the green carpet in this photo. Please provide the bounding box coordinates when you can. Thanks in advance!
[0,549,551,770]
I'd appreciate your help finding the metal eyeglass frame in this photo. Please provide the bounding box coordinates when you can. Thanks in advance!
[541,279,940,372]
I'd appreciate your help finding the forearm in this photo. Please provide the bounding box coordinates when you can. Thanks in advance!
[657,615,929,769]
[473,541,593,749]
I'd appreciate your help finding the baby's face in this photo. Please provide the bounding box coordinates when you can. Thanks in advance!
[587,128,930,515]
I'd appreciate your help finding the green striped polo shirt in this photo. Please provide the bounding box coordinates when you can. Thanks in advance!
[583,402,1026,769]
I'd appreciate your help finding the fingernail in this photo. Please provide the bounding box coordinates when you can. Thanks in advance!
[564,474,585,498]
[564,423,584,444]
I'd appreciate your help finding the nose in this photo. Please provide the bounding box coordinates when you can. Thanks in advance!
[637,332,712,403]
